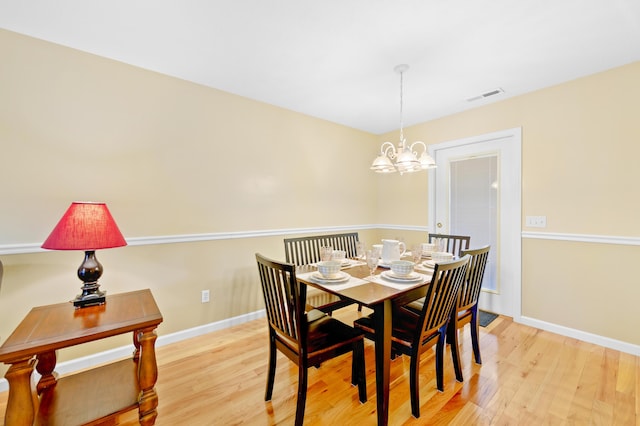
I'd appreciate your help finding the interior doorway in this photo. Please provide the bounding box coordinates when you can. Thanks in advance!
[428,128,521,317]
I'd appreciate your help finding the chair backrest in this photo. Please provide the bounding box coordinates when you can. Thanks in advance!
[458,245,490,311]
[428,233,471,257]
[255,253,305,348]
[416,256,470,340]
[284,232,359,266]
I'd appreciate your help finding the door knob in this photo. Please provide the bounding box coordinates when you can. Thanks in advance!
[437,222,443,228]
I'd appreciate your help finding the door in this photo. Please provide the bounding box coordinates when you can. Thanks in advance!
[428,128,521,317]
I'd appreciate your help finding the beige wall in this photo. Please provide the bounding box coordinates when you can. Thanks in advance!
[379,61,640,346]
[0,29,388,371]
[1,27,639,378]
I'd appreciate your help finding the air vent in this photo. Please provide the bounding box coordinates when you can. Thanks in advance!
[466,88,505,102]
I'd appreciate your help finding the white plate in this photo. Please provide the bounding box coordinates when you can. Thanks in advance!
[381,271,423,283]
[422,260,436,268]
[378,261,392,268]
[311,271,350,284]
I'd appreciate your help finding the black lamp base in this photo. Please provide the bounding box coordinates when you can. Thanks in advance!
[73,289,106,308]
[73,250,107,308]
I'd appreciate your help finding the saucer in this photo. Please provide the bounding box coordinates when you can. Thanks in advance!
[381,271,423,283]
[311,271,350,284]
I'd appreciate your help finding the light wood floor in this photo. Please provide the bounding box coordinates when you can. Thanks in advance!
[1,306,638,425]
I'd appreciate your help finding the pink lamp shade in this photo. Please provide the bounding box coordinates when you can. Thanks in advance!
[42,202,127,308]
[42,202,127,250]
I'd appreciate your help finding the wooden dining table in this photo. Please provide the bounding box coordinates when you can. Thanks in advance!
[297,261,432,426]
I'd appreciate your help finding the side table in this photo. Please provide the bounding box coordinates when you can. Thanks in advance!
[0,289,163,425]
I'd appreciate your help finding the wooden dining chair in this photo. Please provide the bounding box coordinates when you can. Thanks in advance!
[428,233,471,257]
[354,256,469,418]
[255,253,367,426]
[406,245,490,383]
[447,245,490,381]
[284,232,362,314]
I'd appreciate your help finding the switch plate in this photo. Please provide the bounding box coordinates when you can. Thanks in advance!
[525,215,547,228]
[201,289,210,303]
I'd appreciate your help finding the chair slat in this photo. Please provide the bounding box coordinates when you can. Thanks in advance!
[428,233,471,257]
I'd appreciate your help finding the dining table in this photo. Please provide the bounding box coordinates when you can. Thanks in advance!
[296,258,433,426]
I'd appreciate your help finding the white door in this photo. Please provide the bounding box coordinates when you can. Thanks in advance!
[428,128,521,317]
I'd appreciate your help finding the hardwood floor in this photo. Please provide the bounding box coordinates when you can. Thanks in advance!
[0,306,638,425]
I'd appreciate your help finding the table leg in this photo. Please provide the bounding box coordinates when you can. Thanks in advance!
[4,358,36,426]
[373,299,392,426]
[36,350,58,394]
[137,327,159,426]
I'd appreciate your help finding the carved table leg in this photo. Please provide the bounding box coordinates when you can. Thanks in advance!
[4,358,36,426]
[36,350,58,394]
[137,327,159,425]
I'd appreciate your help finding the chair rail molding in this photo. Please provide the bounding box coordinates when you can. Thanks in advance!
[521,231,640,246]
[0,224,429,255]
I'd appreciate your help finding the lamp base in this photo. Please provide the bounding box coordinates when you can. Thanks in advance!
[73,289,106,308]
[73,251,106,308]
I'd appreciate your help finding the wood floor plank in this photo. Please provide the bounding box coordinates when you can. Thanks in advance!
[0,306,637,425]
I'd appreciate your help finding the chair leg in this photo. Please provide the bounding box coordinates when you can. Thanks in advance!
[409,349,421,418]
[435,328,447,392]
[447,319,463,382]
[295,362,308,426]
[265,334,277,401]
[357,303,363,312]
[470,306,482,364]
[352,340,367,403]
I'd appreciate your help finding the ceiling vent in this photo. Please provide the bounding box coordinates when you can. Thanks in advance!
[466,88,505,102]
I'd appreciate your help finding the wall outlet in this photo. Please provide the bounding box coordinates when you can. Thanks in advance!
[525,215,547,228]
[201,289,210,303]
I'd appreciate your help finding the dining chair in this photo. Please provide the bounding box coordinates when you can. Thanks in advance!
[354,255,470,418]
[255,253,367,426]
[284,232,362,314]
[428,233,471,257]
[406,245,490,383]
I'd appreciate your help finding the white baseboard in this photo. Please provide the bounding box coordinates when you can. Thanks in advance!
[0,309,266,393]
[517,315,640,356]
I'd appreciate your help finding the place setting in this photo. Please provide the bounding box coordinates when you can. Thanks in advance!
[315,246,367,269]
[299,260,367,291]
[364,244,430,289]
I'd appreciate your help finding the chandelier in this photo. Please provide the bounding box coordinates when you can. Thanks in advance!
[370,64,436,174]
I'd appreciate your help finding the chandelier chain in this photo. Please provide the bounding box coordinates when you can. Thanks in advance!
[399,68,404,145]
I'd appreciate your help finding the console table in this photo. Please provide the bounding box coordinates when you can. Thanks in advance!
[0,289,163,425]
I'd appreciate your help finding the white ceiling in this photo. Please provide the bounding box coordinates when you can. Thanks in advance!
[1,0,639,134]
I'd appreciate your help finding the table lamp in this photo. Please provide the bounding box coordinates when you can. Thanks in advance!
[42,202,127,308]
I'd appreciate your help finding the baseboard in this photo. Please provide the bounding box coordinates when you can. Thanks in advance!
[517,315,640,356]
[0,309,266,393]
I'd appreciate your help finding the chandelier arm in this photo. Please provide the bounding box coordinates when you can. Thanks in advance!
[380,141,397,159]
[408,141,427,156]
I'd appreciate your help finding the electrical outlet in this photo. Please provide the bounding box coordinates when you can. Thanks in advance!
[525,215,547,228]
[201,289,210,303]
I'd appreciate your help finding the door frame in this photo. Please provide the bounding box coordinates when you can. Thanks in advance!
[428,127,522,319]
